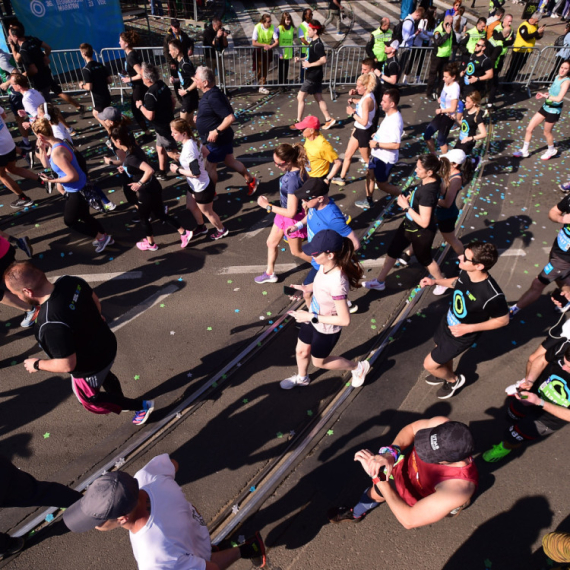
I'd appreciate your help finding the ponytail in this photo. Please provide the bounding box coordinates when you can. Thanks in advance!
[334,238,363,290]
[275,143,309,180]
[438,156,451,187]
[417,154,447,182]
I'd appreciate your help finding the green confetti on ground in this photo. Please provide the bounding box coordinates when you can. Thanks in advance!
[10,361,17,366]
[266,311,272,316]
[43,432,50,439]
[207,327,212,330]
[243,398,248,404]
[160,303,165,308]
[227,280,233,284]
[212,381,218,387]
[134,375,140,380]
[327,429,334,436]
[262,291,268,295]
[307,410,313,416]
[276,432,283,438]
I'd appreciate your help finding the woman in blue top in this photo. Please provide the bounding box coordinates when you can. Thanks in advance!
[254,143,313,284]
[32,118,113,254]
[513,60,570,161]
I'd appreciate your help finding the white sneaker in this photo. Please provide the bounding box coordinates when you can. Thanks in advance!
[433,285,449,296]
[541,147,558,161]
[363,279,386,291]
[351,360,371,387]
[347,300,358,314]
[259,86,269,95]
[513,149,529,158]
[280,374,310,390]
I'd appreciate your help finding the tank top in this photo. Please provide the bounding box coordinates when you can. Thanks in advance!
[436,172,462,221]
[49,141,87,193]
[543,76,570,115]
[392,447,478,506]
[0,235,10,259]
[354,92,377,130]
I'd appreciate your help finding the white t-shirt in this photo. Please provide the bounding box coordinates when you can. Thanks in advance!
[0,107,15,156]
[439,82,460,114]
[52,122,73,143]
[22,89,45,119]
[180,139,210,193]
[130,454,212,570]
[371,110,403,164]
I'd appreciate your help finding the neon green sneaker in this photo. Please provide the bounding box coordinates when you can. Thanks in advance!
[482,442,512,463]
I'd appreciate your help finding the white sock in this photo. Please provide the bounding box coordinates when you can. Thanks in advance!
[522,142,530,153]
[548,145,555,151]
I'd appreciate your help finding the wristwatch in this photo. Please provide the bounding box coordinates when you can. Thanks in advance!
[311,312,319,324]
[33,359,41,371]
[215,128,221,134]
[404,206,410,212]
[266,205,273,213]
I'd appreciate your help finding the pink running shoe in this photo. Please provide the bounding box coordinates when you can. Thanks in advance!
[136,238,158,251]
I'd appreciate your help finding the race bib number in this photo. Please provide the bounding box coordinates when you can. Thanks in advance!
[539,373,570,408]
[557,228,570,252]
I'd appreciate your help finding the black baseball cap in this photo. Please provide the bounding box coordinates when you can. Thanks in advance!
[293,177,329,201]
[63,472,139,533]
[302,229,344,257]
[414,421,475,464]
[171,18,181,27]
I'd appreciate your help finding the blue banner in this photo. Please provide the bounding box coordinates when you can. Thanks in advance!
[11,0,125,54]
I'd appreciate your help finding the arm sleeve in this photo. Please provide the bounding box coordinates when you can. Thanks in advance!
[330,275,349,301]
[402,19,415,44]
[434,31,452,48]
[252,27,259,41]
[519,26,532,41]
[81,67,91,84]
[134,454,176,487]
[557,196,570,213]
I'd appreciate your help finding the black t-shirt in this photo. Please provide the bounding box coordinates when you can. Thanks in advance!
[532,342,570,409]
[329,0,341,8]
[35,276,117,376]
[123,144,155,183]
[382,58,400,86]
[81,60,111,102]
[306,37,326,83]
[19,36,52,89]
[458,108,484,141]
[196,85,234,146]
[462,53,493,96]
[552,195,570,261]
[144,80,174,135]
[444,269,508,342]
[125,50,144,87]
[406,180,440,232]
[177,58,198,104]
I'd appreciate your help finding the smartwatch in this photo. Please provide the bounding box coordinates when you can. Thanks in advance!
[266,204,273,213]
[404,206,410,212]
[311,312,319,324]
[215,128,221,134]
[33,359,41,371]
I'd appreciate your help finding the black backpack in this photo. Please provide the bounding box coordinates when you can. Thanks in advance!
[554,33,566,47]
[392,16,416,45]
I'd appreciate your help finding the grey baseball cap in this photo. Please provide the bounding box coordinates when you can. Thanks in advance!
[98,107,122,122]
[63,472,139,533]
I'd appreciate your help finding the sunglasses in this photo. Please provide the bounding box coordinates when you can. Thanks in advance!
[274,159,287,167]
[302,195,318,202]
[463,253,475,263]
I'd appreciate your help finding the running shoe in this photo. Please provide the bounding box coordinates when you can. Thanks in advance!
[132,400,154,425]
[397,252,411,266]
[78,104,86,118]
[322,118,336,130]
[210,227,229,240]
[68,128,77,136]
[355,199,371,210]
[351,360,371,387]
[327,506,364,524]
[425,374,444,385]
[436,374,466,399]
[20,305,40,328]
[259,86,269,95]
[0,536,25,559]
[193,224,208,237]
[180,230,193,249]
[11,196,33,209]
[254,271,278,284]
[136,238,158,251]
[331,177,346,186]
[433,285,449,296]
[16,140,33,152]
[280,374,310,390]
[347,300,358,314]
[541,147,558,161]
[363,279,386,291]
[289,120,302,131]
[239,532,266,568]
[509,305,520,320]
[513,149,529,158]
[16,236,33,258]
[95,235,113,253]
[103,202,116,212]
[482,442,512,463]
[155,170,168,181]
[247,177,259,196]
[559,181,570,193]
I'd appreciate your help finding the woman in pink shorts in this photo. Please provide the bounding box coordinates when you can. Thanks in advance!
[255,143,313,283]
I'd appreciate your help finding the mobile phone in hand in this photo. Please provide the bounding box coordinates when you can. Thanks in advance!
[284,285,298,296]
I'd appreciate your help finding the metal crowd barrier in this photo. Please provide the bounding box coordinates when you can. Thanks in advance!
[496,46,541,87]
[48,49,97,94]
[526,44,570,86]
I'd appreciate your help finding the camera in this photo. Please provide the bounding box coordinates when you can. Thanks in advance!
[221,27,231,35]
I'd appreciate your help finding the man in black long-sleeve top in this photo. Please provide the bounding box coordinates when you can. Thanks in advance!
[202,17,228,72]
[505,14,544,83]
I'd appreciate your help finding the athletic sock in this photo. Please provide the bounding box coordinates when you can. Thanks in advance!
[352,487,380,518]
[548,145,555,151]
[366,196,373,206]
[22,137,29,144]
[522,142,530,153]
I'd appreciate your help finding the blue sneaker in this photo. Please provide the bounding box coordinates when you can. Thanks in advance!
[132,400,154,425]
[560,181,570,193]
[21,306,39,328]
[16,236,33,258]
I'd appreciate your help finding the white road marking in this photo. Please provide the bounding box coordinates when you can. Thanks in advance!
[238,214,274,240]
[218,258,385,275]
[47,271,143,283]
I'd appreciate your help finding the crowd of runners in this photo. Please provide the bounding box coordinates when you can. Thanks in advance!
[2,0,570,567]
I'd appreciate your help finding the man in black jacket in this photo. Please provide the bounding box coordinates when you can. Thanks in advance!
[505,14,544,83]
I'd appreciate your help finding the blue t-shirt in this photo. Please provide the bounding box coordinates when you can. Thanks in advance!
[307,198,352,269]
[279,170,306,209]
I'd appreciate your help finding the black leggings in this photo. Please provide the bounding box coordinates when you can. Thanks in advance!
[131,84,148,130]
[387,220,436,267]
[87,371,144,412]
[64,191,104,238]
[137,181,180,237]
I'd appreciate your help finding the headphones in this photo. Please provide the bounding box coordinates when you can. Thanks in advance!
[43,102,51,121]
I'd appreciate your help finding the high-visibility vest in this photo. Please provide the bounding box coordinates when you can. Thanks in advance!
[488,22,514,65]
[466,26,486,54]
[299,21,309,56]
[278,25,294,59]
[371,28,393,62]
[434,23,453,58]
[513,21,538,53]
[255,23,274,46]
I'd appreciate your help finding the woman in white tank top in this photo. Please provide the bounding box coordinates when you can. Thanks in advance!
[331,73,377,187]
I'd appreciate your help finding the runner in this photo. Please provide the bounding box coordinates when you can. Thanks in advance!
[194,66,258,195]
[78,43,112,130]
[251,13,278,94]
[118,31,148,134]
[169,119,228,241]
[423,63,460,155]
[137,62,176,180]
[328,417,477,527]
[110,125,193,251]
[420,240,508,399]
[331,73,377,187]
[168,39,198,126]
[4,261,153,424]
[359,88,403,209]
[281,229,371,389]
[291,20,336,130]
[512,60,570,160]
[298,8,313,82]
[453,91,487,156]
[254,142,312,284]
[363,154,448,291]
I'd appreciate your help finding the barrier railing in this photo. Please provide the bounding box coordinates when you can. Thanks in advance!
[526,45,570,86]
[496,46,541,87]
[47,49,96,94]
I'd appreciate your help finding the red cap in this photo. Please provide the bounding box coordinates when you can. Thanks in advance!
[294,115,320,130]
[308,21,322,29]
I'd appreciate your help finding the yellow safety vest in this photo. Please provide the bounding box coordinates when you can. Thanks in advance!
[279,25,294,59]
[513,21,537,53]
[466,27,486,54]
[299,21,309,56]
[371,28,393,63]
[434,23,453,58]
[255,23,274,46]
